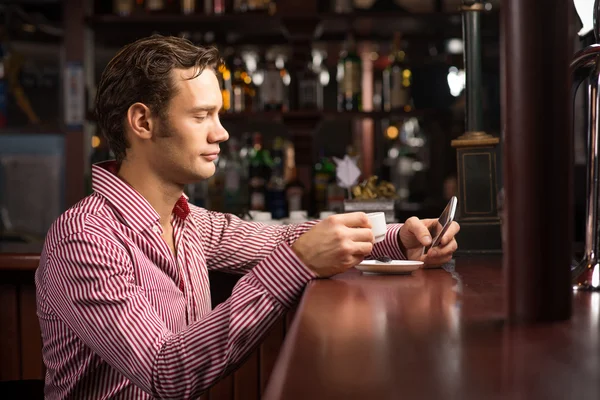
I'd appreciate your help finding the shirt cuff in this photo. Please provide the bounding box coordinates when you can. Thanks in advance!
[286,220,319,244]
[373,223,407,260]
[252,243,316,308]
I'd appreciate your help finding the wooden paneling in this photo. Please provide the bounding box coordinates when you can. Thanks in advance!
[0,284,20,381]
[233,349,259,400]
[19,284,44,380]
[259,317,285,395]
[209,374,233,400]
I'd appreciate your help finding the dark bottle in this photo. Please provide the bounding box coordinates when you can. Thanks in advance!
[337,34,362,112]
[267,137,288,219]
[262,58,284,111]
[298,60,322,110]
[145,0,166,13]
[248,133,273,211]
[231,55,248,113]
[313,150,336,214]
[383,32,411,111]
[284,141,305,213]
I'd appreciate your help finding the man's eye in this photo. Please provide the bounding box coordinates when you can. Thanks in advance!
[195,115,207,121]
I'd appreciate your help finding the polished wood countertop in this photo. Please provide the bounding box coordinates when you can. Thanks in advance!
[264,256,600,400]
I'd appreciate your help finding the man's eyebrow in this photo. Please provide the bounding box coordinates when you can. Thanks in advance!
[188,106,218,113]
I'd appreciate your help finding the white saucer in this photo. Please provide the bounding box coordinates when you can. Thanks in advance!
[355,260,424,275]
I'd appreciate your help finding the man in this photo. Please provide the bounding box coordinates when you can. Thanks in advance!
[36,35,459,399]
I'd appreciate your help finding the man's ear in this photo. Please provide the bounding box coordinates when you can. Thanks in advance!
[126,102,154,140]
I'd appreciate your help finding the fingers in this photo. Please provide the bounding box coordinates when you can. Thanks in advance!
[438,222,460,246]
[427,238,458,261]
[350,241,373,256]
[404,217,433,246]
[346,227,375,243]
[329,212,371,229]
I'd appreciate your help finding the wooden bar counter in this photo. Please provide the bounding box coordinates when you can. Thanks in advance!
[264,256,600,400]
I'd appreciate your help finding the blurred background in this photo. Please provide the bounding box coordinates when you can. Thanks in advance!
[0,0,522,246]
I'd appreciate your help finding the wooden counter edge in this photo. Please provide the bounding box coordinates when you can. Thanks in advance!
[0,253,41,272]
[262,278,319,400]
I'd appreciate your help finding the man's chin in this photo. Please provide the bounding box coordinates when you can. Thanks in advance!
[191,164,216,182]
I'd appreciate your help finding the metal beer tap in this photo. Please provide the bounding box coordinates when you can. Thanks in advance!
[572,0,600,289]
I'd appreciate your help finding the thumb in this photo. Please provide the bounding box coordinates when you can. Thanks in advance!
[404,217,433,247]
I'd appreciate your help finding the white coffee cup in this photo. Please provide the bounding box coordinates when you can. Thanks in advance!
[366,212,387,243]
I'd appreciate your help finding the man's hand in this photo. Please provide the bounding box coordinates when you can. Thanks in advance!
[292,212,374,278]
[399,217,460,267]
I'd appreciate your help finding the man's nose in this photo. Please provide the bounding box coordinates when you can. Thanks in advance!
[209,119,229,143]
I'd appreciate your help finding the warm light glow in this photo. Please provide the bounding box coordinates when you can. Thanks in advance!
[243,75,252,84]
[91,135,101,149]
[221,90,231,110]
[218,64,227,73]
[222,70,231,81]
[402,69,411,78]
[282,71,291,86]
[404,105,412,112]
[385,126,399,140]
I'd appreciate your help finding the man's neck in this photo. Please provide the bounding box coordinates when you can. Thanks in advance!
[117,159,183,229]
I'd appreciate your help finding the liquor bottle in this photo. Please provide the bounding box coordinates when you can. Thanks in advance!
[223,138,244,215]
[218,61,233,113]
[248,133,273,211]
[298,60,321,110]
[267,137,288,219]
[145,0,165,13]
[262,57,284,111]
[231,55,247,113]
[114,0,134,16]
[337,34,362,111]
[244,71,258,112]
[383,32,411,111]
[208,156,225,211]
[239,133,253,208]
[180,0,196,14]
[204,0,225,15]
[284,141,305,213]
[313,150,336,214]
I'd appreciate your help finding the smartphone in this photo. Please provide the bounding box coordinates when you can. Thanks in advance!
[423,196,458,255]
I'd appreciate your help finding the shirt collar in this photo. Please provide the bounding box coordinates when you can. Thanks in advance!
[91,161,191,232]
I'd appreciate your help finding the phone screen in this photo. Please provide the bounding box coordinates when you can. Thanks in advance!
[424,196,457,254]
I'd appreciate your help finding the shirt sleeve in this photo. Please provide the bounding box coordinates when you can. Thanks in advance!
[367,223,407,260]
[192,209,318,274]
[41,231,314,399]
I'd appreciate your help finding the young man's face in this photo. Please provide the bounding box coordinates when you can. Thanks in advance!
[146,67,229,185]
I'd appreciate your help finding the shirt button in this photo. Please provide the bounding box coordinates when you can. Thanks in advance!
[152,226,160,233]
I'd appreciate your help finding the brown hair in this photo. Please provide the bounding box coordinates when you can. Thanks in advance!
[95,34,221,163]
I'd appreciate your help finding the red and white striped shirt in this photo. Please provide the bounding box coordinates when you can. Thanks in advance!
[35,161,405,399]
